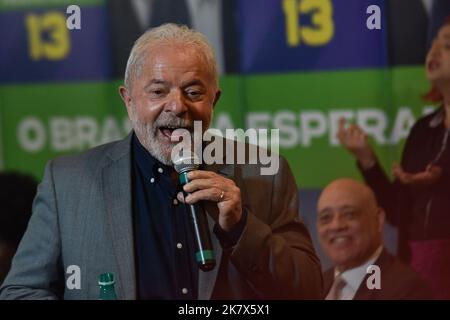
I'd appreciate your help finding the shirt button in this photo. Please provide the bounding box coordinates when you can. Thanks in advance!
[150,177,155,183]
[173,199,178,205]
[181,288,188,295]
[177,243,183,249]
[158,167,163,173]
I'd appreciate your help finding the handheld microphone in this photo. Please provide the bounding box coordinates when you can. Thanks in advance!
[173,152,216,272]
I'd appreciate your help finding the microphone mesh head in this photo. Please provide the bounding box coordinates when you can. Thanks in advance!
[172,151,200,173]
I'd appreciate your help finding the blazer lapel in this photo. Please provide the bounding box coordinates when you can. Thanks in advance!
[102,134,136,299]
[99,135,238,300]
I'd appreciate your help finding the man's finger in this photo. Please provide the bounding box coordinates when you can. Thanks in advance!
[177,191,186,203]
[187,170,217,180]
[185,188,223,204]
[184,178,231,193]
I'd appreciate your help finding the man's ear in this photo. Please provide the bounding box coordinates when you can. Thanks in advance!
[212,89,221,108]
[119,86,133,118]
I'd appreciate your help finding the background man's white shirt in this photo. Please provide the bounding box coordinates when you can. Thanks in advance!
[333,246,383,300]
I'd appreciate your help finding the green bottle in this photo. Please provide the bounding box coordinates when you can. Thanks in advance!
[98,272,118,300]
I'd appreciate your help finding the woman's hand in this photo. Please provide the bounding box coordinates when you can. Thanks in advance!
[337,118,376,169]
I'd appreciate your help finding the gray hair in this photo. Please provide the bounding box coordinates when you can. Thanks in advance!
[124,23,218,89]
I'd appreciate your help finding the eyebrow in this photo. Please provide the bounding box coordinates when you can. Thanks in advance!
[144,79,168,89]
[181,79,206,88]
[318,205,356,216]
[143,79,206,90]
[318,208,332,217]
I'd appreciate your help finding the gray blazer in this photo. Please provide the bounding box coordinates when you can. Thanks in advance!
[0,134,322,299]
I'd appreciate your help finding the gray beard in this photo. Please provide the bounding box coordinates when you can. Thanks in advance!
[131,118,173,166]
[129,107,196,166]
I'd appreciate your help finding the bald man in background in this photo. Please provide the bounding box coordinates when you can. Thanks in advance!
[317,179,431,300]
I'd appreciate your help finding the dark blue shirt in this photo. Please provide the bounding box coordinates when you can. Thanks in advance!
[131,133,248,299]
[131,134,198,300]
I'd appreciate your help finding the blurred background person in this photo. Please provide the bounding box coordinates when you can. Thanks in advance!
[107,0,239,77]
[387,0,450,65]
[391,146,448,188]
[337,18,450,299]
[0,172,37,285]
[317,178,431,300]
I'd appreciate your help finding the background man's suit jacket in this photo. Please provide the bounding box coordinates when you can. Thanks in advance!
[387,0,450,66]
[323,248,431,300]
[0,133,322,299]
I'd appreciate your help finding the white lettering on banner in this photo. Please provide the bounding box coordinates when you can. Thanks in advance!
[274,111,298,148]
[246,112,271,131]
[16,106,434,154]
[388,107,416,144]
[17,116,129,153]
[212,106,435,148]
[75,117,97,149]
[300,111,327,147]
[50,117,72,150]
[18,117,46,152]
[357,109,387,144]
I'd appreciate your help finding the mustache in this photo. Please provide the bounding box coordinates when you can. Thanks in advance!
[154,116,193,131]
[130,104,194,131]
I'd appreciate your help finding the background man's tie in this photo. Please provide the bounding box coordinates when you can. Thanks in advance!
[325,275,346,300]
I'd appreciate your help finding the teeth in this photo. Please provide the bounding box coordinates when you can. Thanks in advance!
[331,236,349,244]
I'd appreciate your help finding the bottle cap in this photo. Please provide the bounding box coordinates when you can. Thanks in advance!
[98,272,115,286]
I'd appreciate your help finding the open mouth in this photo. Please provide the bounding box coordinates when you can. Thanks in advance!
[158,126,191,140]
[329,235,352,247]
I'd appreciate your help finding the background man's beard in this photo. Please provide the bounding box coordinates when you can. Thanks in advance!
[131,117,174,165]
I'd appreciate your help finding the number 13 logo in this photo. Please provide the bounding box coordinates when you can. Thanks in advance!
[283,0,334,47]
[25,12,70,60]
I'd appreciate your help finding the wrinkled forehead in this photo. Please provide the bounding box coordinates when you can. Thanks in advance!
[319,187,364,209]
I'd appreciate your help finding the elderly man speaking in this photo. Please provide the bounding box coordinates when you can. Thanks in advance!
[0,24,322,300]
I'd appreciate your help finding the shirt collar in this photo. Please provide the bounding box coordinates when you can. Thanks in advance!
[335,245,383,292]
[132,132,174,180]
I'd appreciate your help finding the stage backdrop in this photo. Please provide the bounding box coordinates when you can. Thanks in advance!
[1,0,446,267]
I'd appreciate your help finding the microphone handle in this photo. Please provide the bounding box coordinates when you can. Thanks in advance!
[183,191,216,271]
[180,172,216,272]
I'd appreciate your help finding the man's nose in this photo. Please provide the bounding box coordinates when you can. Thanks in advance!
[165,89,188,116]
[328,215,348,231]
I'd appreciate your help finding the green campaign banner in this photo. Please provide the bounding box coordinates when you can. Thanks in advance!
[0,67,434,188]
[2,0,449,268]
[1,0,441,189]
